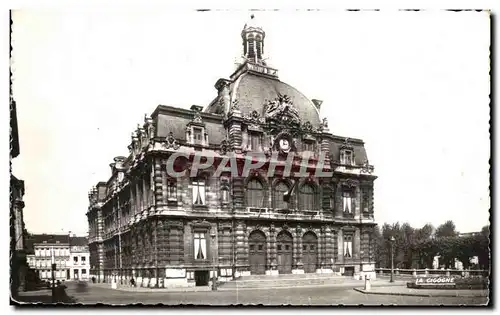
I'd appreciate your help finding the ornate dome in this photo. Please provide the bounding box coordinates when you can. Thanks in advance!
[230,72,321,127]
[204,16,322,128]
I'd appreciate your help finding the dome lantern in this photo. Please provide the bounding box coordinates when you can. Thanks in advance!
[241,14,266,65]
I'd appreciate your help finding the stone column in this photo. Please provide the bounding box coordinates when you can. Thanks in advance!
[335,182,343,218]
[154,159,164,208]
[228,112,243,153]
[269,224,277,272]
[337,229,344,266]
[354,228,361,261]
[293,225,304,273]
[355,185,361,219]
[235,221,248,276]
[324,225,334,270]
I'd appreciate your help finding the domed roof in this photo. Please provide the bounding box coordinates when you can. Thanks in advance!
[231,72,321,127]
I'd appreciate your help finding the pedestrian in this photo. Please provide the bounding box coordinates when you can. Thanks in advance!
[130,277,135,287]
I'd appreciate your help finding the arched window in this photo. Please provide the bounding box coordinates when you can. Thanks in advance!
[299,184,316,210]
[246,178,265,208]
[273,181,290,210]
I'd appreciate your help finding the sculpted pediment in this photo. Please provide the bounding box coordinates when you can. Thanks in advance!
[264,93,301,127]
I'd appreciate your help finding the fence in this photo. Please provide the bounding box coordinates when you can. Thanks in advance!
[375,268,488,278]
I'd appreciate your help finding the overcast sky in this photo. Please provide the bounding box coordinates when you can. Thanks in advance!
[11,9,490,236]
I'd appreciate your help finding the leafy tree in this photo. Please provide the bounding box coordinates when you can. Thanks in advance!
[435,220,458,238]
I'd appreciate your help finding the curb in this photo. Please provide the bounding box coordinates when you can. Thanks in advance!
[353,288,488,298]
[217,282,406,292]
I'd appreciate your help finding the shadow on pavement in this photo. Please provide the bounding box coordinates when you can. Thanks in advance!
[13,285,78,305]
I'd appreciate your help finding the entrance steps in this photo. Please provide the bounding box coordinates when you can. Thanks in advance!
[219,273,350,289]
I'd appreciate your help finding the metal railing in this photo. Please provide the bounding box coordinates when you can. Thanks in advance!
[375,268,489,278]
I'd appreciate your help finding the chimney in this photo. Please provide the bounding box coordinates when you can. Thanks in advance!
[312,99,323,110]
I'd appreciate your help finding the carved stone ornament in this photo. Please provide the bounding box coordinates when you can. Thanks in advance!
[244,110,265,124]
[163,132,180,150]
[302,121,314,133]
[264,93,301,127]
[340,138,354,151]
[270,224,276,233]
[342,179,358,188]
[219,139,232,155]
[229,99,240,112]
[282,223,289,231]
[296,224,302,233]
[191,219,211,230]
[322,117,329,129]
[361,159,375,174]
[192,111,203,124]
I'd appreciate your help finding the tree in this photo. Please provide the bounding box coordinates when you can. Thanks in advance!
[435,220,458,238]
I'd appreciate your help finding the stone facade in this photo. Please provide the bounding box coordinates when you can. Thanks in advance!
[87,16,377,287]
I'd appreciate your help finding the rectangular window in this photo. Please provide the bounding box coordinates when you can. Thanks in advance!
[343,190,353,213]
[81,256,86,262]
[192,180,206,206]
[167,179,177,200]
[344,235,353,258]
[343,150,353,165]
[362,187,370,212]
[302,141,315,152]
[74,256,78,263]
[194,233,207,260]
[193,127,203,144]
[82,269,87,274]
[248,133,261,151]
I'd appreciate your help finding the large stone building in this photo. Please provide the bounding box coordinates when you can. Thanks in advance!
[87,16,377,288]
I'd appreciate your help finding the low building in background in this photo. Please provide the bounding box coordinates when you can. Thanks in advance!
[25,233,89,282]
[70,236,90,280]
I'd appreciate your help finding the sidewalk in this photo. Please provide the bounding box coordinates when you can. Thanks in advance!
[354,286,489,298]
[88,282,213,293]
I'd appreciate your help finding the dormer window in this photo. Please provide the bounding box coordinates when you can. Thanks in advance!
[193,127,203,145]
[248,132,261,151]
[341,149,354,165]
[302,140,315,152]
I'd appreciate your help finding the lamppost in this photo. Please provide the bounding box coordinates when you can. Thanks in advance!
[390,236,395,283]
[210,230,217,291]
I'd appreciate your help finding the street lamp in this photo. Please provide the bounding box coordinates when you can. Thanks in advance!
[390,236,395,283]
[210,230,217,291]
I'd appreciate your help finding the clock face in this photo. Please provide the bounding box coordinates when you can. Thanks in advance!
[279,139,290,152]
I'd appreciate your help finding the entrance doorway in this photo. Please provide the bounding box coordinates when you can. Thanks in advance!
[277,231,293,274]
[249,230,267,275]
[66,270,70,280]
[194,270,209,286]
[344,266,355,276]
[302,231,318,273]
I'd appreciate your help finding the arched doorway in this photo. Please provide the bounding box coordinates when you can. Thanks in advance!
[248,230,267,275]
[302,231,318,273]
[277,231,293,274]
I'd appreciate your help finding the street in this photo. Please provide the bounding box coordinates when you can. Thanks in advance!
[58,282,488,306]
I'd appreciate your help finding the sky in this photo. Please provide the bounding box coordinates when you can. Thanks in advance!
[11,9,490,236]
